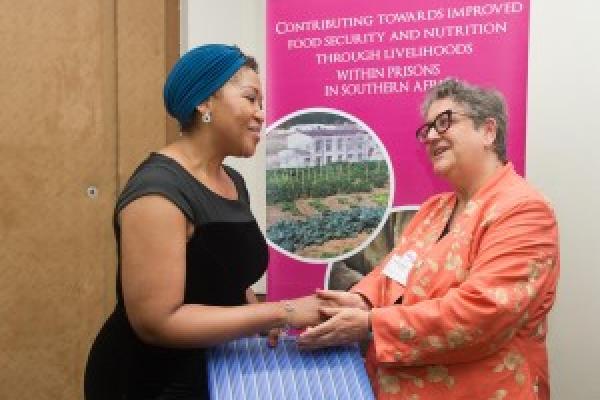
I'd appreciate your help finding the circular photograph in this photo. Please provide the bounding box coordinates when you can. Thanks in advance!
[265,108,393,263]
[325,207,418,290]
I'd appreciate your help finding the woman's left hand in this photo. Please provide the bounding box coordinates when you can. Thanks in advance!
[297,307,370,349]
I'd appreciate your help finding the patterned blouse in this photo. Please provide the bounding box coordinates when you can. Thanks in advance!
[353,163,559,400]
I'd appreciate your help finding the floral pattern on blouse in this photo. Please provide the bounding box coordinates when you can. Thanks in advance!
[352,164,559,400]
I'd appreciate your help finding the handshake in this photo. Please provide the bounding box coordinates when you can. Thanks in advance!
[272,290,372,349]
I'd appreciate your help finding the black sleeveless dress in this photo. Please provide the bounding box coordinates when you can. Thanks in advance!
[84,153,268,399]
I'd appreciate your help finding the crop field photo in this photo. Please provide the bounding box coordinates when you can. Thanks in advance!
[265,109,393,261]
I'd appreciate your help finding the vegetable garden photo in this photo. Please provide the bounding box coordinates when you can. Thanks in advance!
[265,110,392,261]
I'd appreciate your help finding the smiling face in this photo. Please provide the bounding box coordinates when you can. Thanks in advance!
[423,98,492,180]
[202,66,264,158]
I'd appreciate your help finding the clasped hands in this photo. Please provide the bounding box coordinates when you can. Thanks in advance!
[281,290,371,350]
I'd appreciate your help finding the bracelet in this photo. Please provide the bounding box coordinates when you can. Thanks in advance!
[280,300,295,331]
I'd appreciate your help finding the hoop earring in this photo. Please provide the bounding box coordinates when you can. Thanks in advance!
[202,111,211,123]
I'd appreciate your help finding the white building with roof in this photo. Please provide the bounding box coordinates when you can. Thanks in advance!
[266,123,384,169]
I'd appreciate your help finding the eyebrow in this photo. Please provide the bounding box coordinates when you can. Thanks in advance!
[238,85,261,92]
[237,85,263,98]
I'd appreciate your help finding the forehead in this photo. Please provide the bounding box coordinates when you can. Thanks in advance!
[229,67,261,91]
[425,98,462,120]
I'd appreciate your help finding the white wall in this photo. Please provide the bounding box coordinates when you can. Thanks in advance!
[528,1,600,398]
[182,0,267,292]
[183,1,600,397]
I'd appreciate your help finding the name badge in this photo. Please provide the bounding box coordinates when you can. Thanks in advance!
[382,250,417,285]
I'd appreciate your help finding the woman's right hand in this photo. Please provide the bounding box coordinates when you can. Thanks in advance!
[315,289,371,311]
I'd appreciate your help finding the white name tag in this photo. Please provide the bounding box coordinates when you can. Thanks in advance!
[382,250,417,285]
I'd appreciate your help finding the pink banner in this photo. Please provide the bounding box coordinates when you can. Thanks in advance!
[266,0,529,300]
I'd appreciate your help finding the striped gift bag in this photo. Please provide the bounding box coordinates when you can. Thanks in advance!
[207,336,374,400]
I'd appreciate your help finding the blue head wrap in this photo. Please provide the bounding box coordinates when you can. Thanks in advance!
[163,44,246,127]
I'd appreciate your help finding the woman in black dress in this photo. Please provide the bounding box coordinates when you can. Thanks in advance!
[84,44,322,400]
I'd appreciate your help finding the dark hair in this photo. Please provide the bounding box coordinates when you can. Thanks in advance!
[180,53,259,133]
[421,78,508,162]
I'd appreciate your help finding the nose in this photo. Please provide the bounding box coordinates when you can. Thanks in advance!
[254,107,265,123]
[423,125,441,142]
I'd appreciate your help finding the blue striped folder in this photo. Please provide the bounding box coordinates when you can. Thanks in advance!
[207,336,375,399]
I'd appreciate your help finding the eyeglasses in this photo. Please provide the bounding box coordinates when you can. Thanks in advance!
[415,109,473,143]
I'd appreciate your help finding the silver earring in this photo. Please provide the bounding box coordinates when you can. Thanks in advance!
[202,111,211,123]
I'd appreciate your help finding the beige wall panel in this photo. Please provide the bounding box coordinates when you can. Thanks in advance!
[0,1,117,399]
[165,0,182,145]
[117,0,180,188]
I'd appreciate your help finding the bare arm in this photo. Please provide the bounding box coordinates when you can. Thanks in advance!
[120,195,318,348]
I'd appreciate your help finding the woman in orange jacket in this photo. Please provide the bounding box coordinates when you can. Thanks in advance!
[299,78,559,400]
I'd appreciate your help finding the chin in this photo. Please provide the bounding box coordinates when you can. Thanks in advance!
[229,137,258,158]
[239,144,257,158]
[241,135,260,156]
[431,160,453,177]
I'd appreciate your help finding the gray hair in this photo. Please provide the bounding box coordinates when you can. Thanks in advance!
[421,78,508,162]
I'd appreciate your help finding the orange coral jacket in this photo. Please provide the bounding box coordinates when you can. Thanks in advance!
[353,163,559,400]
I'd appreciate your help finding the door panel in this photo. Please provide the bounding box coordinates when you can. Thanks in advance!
[117,0,181,188]
[0,1,179,398]
[0,1,117,399]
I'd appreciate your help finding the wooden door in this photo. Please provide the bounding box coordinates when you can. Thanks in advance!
[0,1,179,398]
